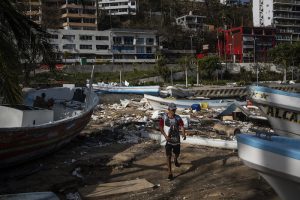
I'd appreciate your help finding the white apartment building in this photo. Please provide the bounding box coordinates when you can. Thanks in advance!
[48,28,158,64]
[253,0,300,42]
[98,0,137,15]
[176,12,206,31]
[220,0,241,5]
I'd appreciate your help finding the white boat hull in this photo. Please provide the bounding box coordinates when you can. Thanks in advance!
[249,86,300,138]
[144,94,244,110]
[237,134,300,200]
[91,84,160,96]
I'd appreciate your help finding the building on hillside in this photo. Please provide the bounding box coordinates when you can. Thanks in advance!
[253,0,300,43]
[98,0,137,16]
[217,26,276,63]
[48,28,158,64]
[220,0,250,6]
[176,11,206,31]
[18,0,42,24]
[20,0,97,30]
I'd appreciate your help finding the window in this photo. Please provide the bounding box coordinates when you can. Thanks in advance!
[136,46,144,53]
[63,44,76,50]
[124,36,134,45]
[83,18,95,23]
[96,36,109,40]
[62,35,75,40]
[80,35,93,40]
[146,47,152,53]
[83,27,96,30]
[49,34,58,39]
[146,38,154,45]
[96,45,109,50]
[80,45,92,50]
[113,37,122,44]
[136,38,144,45]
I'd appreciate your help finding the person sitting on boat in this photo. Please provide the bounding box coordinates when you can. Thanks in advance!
[33,93,48,108]
[159,103,186,180]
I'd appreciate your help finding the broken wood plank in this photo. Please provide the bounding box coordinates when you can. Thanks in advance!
[79,179,154,199]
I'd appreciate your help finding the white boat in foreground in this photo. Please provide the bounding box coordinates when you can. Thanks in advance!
[237,133,300,200]
[144,94,245,110]
[249,86,300,137]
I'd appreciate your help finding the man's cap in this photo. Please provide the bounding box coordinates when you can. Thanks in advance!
[168,103,177,110]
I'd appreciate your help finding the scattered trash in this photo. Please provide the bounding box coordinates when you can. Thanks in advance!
[66,192,82,200]
[72,167,83,179]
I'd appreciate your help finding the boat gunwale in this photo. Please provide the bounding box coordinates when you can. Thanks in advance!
[249,86,300,99]
[237,134,300,160]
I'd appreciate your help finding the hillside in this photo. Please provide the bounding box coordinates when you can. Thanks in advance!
[101,0,252,53]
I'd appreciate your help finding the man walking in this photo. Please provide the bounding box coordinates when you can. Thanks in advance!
[159,103,186,180]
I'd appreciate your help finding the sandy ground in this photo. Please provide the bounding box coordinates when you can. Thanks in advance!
[0,137,279,200]
[0,97,280,200]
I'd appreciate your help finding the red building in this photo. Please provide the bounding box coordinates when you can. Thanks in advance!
[217,27,276,63]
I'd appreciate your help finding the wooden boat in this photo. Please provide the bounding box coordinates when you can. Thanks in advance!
[249,86,300,138]
[237,133,300,200]
[0,86,99,167]
[144,94,246,110]
[90,82,160,96]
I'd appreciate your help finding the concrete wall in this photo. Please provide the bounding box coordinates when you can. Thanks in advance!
[64,63,155,73]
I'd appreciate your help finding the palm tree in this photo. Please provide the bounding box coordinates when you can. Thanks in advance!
[0,0,54,104]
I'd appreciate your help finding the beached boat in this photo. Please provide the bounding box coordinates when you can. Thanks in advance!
[237,133,300,200]
[0,86,99,167]
[90,82,160,96]
[249,86,300,137]
[144,94,246,110]
[166,86,195,98]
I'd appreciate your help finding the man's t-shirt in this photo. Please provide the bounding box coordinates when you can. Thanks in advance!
[159,114,184,145]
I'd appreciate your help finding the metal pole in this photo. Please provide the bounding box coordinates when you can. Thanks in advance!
[171,68,173,85]
[232,35,234,63]
[185,56,188,88]
[120,70,122,86]
[197,65,199,85]
[254,38,258,86]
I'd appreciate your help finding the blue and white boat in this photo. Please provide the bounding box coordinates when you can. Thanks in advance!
[90,82,160,96]
[249,86,300,138]
[144,94,246,110]
[237,133,300,200]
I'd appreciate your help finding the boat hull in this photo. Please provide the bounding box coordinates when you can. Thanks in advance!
[249,86,300,137]
[92,85,160,96]
[0,87,99,168]
[144,94,244,110]
[237,134,300,200]
[0,109,93,168]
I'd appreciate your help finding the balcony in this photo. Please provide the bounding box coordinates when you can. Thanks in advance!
[274,0,300,5]
[61,13,96,19]
[60,4,96,10]
[62,22,97,28]
[274,14,300,20]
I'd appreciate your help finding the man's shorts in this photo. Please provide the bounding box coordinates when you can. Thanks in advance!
[165,143,180,156]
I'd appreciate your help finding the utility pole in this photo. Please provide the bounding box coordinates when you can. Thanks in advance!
[254,37,258,86]
[185,56,188,88]
[171,68,173,86]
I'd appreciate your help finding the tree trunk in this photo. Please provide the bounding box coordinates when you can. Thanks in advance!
[283,67,287,82]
